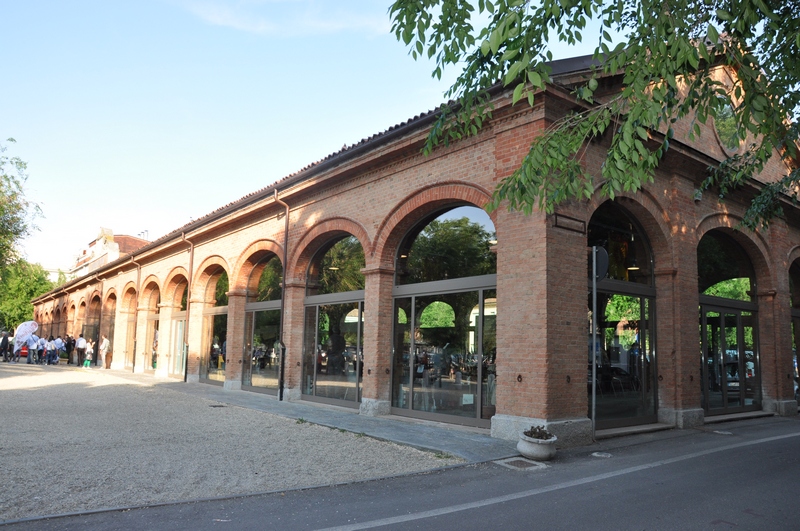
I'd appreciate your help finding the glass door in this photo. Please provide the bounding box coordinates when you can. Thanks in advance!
[169,318,186,379]
[700,307,760,414]
[590,293,657,429]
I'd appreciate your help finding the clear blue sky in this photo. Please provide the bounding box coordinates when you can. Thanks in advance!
[2,1,596,271]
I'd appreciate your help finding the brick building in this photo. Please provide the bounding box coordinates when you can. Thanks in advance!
[32,56,799,446]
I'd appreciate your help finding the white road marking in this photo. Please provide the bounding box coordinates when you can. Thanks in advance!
[318,432,800,531]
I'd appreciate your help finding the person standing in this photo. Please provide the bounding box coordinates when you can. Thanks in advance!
[0,332,9,362]
[54,335,64,363]
[11,336,20,363]
[37,335,46,365]
[98,334,110,369]
[26,334,38,364]
[83,339,94,368]
[45,336,57,365]
[75,334,87,366]
[65,335,74,364]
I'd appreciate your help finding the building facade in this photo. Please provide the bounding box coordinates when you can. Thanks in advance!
[32,59,799,446]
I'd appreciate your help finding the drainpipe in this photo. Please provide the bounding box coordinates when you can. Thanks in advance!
[274,189,290,401]
[181,232,194,383]
[131,256,142,373]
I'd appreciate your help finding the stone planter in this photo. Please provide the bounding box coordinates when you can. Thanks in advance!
[516,433,558,461]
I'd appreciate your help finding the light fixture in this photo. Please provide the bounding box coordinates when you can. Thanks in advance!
[399,254,407,259]
[627,258,639,271]
[488,239,498,245]
[328,266,340,271]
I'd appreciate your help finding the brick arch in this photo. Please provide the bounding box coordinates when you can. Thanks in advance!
[696,213,772,291]
[103,287,118,304]
[140,275,162,311]
[122,283,138,313]
[787,249,800,305]
[163,267,190,307]
[787,245,800,267]
[289,218,370,281]
[585,188,674,273]
[193,256,230,303]
[373,182,495,268]
[231,239,284,292]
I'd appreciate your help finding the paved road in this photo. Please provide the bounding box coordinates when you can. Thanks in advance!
[6,416,799,530]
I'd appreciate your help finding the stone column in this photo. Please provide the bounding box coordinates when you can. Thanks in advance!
[360,266,395,416]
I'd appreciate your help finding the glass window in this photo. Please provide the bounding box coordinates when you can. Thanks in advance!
[243,309,281,389]
[698,231,754,301]
[303,236,365,404]
[201,271,228,383]
[396,206,496,285]
[588,202,653,285]
[391,206,497,425]
[247,256,282,303]
[588,202,658,428]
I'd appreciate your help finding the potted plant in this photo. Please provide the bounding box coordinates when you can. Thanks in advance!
[517,425,558,461]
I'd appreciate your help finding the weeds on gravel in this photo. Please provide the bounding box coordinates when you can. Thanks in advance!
[296,418,307,424]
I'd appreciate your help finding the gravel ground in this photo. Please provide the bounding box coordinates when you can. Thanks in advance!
[0,363,462,522]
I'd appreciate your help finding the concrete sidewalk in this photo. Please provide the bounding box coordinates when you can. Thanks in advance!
[111,370,519,463]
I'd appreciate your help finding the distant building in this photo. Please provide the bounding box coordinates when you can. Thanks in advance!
[69,228,149,278]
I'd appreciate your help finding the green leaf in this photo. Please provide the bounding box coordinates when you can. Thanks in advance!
[512,82,524,104]
[528,70,542,88]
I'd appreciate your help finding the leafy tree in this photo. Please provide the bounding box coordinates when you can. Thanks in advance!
[0,259,53,332]
[318,236,366,295]
[0,139,40,265]
[402,217,496,284]
[389,0,800,229]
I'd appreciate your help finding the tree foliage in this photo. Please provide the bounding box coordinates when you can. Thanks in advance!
[403,217,496,283]
[0,259,54,332]
[389,0,800,228]
[0,139,40,265]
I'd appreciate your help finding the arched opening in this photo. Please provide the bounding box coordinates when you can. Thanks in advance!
[243,254,283,393]
[122,288,137,371]
[588,201,658,429]
[303,235,365,406]
[698,230,760,414]
[100,293,117,370]
[142,284,161,373]
[84,295,102,367]
[201,268,228,384]
[790,261,800,403]
[391,205,497,427]
[166,276,189,379]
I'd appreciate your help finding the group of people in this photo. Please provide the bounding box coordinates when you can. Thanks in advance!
[0,331,111,369]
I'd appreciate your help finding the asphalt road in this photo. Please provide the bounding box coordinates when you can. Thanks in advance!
[5,416,799,530]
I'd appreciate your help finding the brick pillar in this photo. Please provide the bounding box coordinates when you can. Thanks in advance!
[360,266,394,416]
[113,308,133,371]
[490,208,593,447]
[133,305,149,374]
[223,289,246,391]
[656,175,704,428]
[281,280,306,400]
[185,298,207,383]
[759,289,797,415]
